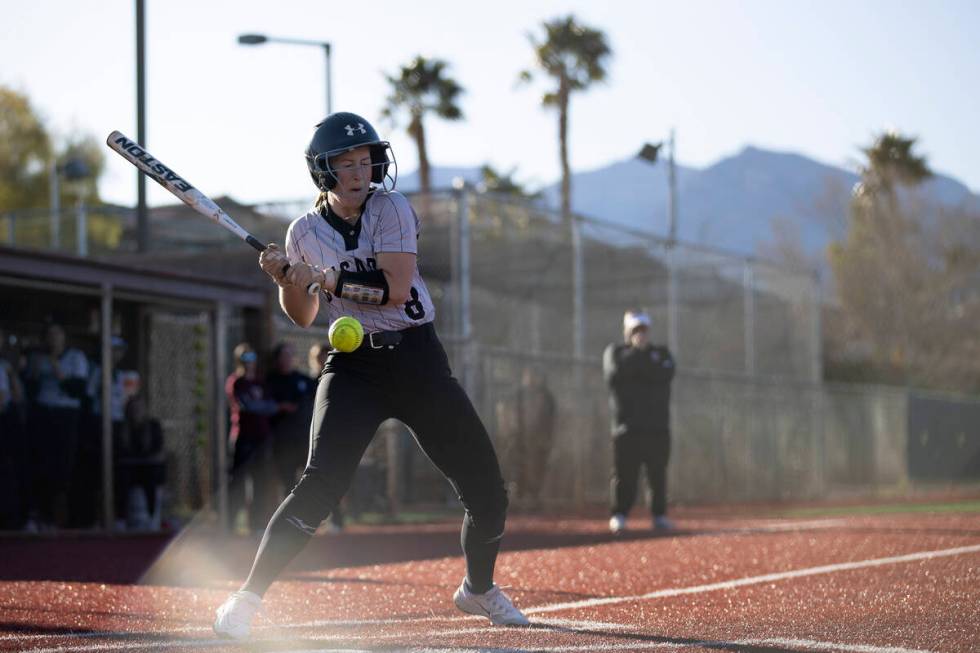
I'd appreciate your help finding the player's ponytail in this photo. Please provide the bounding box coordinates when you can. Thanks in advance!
[315,191,329,212]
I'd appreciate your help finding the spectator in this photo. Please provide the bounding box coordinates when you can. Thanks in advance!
[115,394,167,530]
[86,336,129,429]
[72,335,130,527]
[0,327,21,422]
[226,342,293,533]
[0,347,9,413]
[266,343,315,496]
[23,322,89,529]
[0,327,28,529]
[307,341,330,379]
[603,310,676,533]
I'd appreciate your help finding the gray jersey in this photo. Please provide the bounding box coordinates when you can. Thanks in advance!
[284,190,435,332]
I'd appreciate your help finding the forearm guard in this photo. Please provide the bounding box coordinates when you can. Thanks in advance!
[335,269,389,305]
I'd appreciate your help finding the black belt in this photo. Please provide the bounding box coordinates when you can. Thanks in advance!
[359,322,434,350]
[364,329,403,349]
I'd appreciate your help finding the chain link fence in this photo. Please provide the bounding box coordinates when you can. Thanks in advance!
[4,186,976,535]
[460,346,976,508]
[399,189,821,378]
[266,189,830,507]
[146,310,213,518]
[255,189,887,509]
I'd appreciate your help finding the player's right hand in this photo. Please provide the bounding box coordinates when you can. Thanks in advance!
[259,243,290,287]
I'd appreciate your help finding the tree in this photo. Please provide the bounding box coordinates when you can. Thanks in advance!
[0,85,112,249]
[0,86,52,211]
[381,56,464,198]
[519,15,611,223]
[828,131,980,390]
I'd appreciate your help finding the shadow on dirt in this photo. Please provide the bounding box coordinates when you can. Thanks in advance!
[3,515,978,586]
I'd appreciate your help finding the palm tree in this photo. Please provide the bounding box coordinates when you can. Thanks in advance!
[830,131,934,383]
[478,164,541,200]
[850,131,932,254]
[860,131,931,192]
[519,15,611,223]
[381,56,464,197]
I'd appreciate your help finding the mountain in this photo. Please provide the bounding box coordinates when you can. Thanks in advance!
[398,148,979,265]
[542,146,980,261]
[395,166,484,193]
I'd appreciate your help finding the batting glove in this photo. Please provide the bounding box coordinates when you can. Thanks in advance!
[259,243,290,287]
[284,261,324,292]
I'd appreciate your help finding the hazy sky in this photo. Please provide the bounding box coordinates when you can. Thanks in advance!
[3,0,978,208]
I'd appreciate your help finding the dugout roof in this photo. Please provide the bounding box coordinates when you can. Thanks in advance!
[0,244,264,307]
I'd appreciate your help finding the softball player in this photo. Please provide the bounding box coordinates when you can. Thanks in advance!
[214,112,528,639]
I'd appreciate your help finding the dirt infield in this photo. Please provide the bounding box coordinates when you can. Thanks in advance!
[1,502,978,652]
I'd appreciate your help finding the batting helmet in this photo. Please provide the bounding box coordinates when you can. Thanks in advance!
[305,112,395,192]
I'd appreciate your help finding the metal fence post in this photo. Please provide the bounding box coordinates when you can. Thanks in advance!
[459,190,471,339]
[457,186,475,395]
[667,245,678,356]
[571,214,584,361]
[49,160,60,249]
[810,271,822,385]
[76,197,88,257]
[743,258,755,377]
[100,283,115,530]
[570,214,587,507]
[212,301,229,530]
[810,270,825,496]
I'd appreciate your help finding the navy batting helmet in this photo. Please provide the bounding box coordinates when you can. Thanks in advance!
[305,112,395,192]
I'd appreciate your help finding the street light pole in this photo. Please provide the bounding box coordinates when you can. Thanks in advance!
[323,42,332,115]
[637,131,678,245]
[637,132,680,356]
[238,34,333,115]
[667,128,677,245]
[136,0,148,252]
[664,130,679,361]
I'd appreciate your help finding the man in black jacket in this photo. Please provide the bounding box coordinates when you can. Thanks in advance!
[603,310,675,533]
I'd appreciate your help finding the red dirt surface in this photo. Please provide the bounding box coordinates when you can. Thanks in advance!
[1,507,978,652]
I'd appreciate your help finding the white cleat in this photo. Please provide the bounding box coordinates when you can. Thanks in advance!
[453,579,530,626]
[609,513,626,534]
[213,590,262,640]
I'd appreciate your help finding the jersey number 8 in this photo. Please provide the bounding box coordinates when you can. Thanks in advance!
[404,287,425,320]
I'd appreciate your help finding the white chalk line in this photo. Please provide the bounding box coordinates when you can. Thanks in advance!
[9,617,632,651]
[525,542,980,614]
[421,638,938,653]
[15,635,940,653]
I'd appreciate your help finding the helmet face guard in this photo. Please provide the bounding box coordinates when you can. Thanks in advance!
[305,112,398,192]
[307,143,397,192]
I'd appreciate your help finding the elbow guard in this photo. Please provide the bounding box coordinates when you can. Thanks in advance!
[335,269,389,305]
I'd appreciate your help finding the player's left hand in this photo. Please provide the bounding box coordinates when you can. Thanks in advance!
[260,243,290,286]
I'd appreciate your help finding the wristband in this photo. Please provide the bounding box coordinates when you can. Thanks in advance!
[335,269,389,305]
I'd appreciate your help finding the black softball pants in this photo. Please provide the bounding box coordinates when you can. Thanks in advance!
[242,323,508,596]
[610,431,671,518]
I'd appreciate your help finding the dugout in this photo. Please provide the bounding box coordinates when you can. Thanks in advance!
[0,244,266,531]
